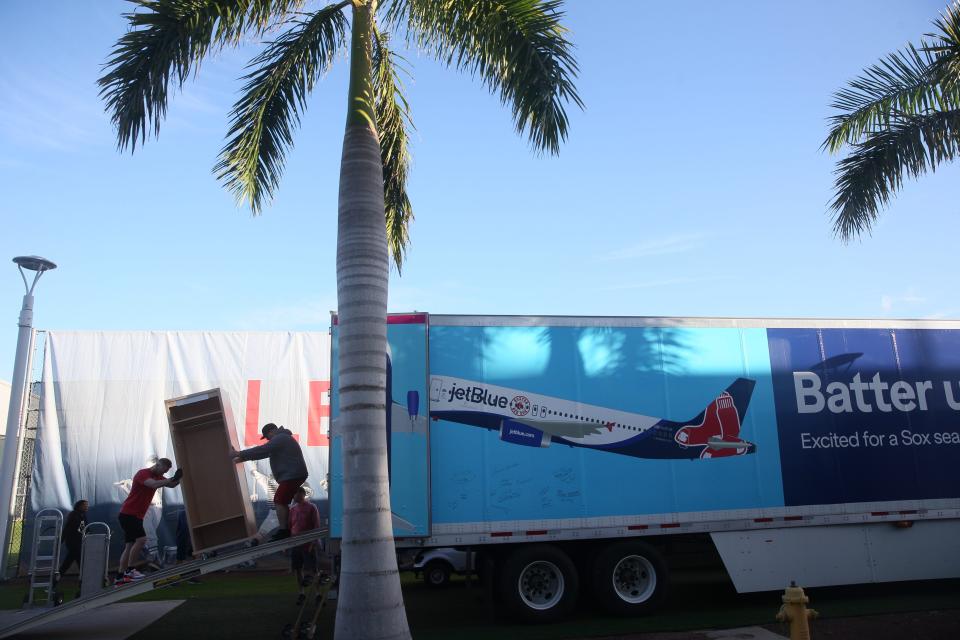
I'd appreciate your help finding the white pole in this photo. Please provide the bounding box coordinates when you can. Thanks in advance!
[0,256,54,580]
[0,293,35,579]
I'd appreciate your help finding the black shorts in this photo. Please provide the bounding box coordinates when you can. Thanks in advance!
[291,545,316,572]
[118,513,146,543]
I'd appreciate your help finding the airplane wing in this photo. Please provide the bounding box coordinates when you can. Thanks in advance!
[707,436,755,450]
[518,419,611,439]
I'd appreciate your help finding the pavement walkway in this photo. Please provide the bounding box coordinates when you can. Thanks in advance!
[592,626,787,640]
[0,600,184,639]
[705,629,786,640]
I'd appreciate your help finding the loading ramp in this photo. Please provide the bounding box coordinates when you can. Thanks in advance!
[0,529,328,639]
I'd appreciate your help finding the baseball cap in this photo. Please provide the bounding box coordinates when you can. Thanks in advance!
[261,423,280,440]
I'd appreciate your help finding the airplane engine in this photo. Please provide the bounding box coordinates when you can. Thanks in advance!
[499,419,551,448]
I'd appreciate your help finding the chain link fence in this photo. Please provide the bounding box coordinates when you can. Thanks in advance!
[3,330,45,578]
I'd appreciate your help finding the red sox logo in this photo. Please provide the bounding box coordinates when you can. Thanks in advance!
[510,395,531,417]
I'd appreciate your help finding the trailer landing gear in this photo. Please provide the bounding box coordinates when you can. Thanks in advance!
[281,572,332,639]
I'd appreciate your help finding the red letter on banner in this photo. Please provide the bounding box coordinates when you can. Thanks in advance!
[245,380,262,446]
[308,380,331,446]
[243,380,300,447]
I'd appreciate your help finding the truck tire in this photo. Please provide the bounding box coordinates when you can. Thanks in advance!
[591,540,667,616]
[498,545,578,623]
[423,560,451,587]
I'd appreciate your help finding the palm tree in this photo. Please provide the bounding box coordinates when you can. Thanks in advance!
[824,2,960,240]
[98,1,581,638]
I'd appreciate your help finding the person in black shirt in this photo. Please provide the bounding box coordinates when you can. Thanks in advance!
[59,500,88,575]
[175,509,192,562]
[175,509,201,583]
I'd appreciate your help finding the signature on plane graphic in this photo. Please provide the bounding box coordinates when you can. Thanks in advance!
[428,376,757,460]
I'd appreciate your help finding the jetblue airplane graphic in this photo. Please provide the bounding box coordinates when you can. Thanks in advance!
[429,376,758,460]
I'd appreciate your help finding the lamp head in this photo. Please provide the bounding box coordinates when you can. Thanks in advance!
[13,256,57,272]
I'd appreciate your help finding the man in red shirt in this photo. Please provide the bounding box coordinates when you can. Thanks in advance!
[289,487,321,604]
[116,458,181,585]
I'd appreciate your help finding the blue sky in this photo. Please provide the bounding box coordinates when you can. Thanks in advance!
[1,0,959,382]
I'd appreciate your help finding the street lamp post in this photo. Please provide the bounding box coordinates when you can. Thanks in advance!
[0,256,56,579]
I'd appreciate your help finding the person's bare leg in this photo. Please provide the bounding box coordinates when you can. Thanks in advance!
[124,537,147,572]
[276,503,290,530]
[118,542,134,574]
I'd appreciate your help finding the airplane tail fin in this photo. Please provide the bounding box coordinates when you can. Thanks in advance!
[714,377,755,426]
[673,378,756,456]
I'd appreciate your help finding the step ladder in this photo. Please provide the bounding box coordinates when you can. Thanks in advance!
[25,508,64,608]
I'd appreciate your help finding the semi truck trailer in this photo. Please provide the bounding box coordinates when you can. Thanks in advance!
[329,313,960,622]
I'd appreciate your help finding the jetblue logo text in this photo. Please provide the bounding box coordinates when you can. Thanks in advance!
[446,382,509,409]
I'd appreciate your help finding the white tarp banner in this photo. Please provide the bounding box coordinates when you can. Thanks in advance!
[33,331,331,516]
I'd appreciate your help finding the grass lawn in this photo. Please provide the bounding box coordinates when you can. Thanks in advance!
[1,569,958,640]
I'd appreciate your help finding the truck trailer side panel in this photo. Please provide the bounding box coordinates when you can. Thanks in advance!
[329,315,960,594]
[428,320,783,525]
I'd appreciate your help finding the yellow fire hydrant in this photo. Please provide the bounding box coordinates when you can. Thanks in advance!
[776,582,818,640]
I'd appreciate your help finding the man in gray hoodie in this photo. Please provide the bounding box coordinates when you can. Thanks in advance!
[231,423,308,540]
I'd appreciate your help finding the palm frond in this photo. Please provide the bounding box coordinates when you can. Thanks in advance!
[214,5,347,213]
[373,28,416,272]
[926,1,960,91]
[99,0,304,151]
[396,0,583,155]
[823,44,952,153]
[830,108,960,240]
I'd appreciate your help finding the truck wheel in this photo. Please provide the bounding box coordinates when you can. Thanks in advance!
[592,540,667,616]
[498,545,578,623]
[423,561,451,587]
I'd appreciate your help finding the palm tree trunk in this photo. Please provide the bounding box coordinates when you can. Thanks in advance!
[334,2,411,639]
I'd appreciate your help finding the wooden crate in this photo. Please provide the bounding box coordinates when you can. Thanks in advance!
[165,388,256,554]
